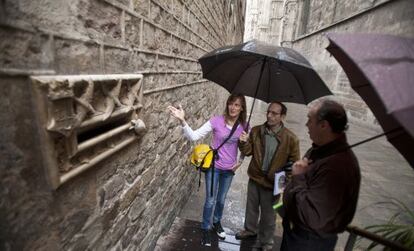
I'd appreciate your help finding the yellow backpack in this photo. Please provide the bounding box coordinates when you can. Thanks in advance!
[190,144,214,172]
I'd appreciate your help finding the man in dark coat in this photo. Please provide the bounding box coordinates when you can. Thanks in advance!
[281,99,361,251]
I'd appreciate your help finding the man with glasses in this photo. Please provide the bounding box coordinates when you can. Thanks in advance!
[281,99,361,251]
[236,102,300,251]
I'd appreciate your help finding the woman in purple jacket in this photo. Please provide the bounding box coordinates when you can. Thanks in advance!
[168,94,248,246]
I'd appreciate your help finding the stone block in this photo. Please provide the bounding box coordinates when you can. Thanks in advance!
[116,0,131,7]
[133,0,149,17]
[103,175,125,202]
[54,39,101,74]
[107,216,130,246]
[136,51,156,71]
[140,166,155,189]
[142,23,159,51]
[137,226,157,250]
[121,222,141,249]
[119,179,141,211]
[77,0,122,44]
[104,47,136,73]
[80,217,104,248]
[3,1,84,36]
[124,14,141,46]
[102,201,120,232]
[59,209,91,243]
[124,160,145,183]
[128,195,146,221]
[0,28,50,69]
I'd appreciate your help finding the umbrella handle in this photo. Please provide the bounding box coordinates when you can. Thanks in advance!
[246,57,267,130]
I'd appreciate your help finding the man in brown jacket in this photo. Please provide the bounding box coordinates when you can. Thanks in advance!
[236,102,300,251]
[281,99,361,251]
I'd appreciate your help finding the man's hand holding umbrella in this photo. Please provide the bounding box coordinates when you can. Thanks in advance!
[292,157,313,176]
[239,131,249,142]
[232,131,250,173]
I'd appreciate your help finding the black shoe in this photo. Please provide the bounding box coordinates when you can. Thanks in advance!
[235,229,257,240]
[212,222,226,239]
[201,229,211,246]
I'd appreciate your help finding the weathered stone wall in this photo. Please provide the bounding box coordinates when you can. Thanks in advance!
[296,0,389,36]
[0,0,245,250]
[291,0,414,129]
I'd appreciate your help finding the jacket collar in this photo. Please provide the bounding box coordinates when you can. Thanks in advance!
[308,133,349,160]
[262,121,284,133]
[260,122,285,143]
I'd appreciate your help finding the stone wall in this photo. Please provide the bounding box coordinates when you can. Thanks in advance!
[291,0,414,129]
[296,0,390,36]
[0,0,245,250]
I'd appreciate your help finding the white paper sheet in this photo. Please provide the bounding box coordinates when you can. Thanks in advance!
[274,171,286,196]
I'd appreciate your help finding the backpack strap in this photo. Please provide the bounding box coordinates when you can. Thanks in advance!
[215,119,240,151]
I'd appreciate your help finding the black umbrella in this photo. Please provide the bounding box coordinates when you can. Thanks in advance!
[198,40,332,125]
[326,33,414,168]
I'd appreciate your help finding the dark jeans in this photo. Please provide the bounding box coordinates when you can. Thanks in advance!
[281,219,338,251]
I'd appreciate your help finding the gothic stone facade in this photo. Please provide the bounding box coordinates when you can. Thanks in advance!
[0,0,245,250]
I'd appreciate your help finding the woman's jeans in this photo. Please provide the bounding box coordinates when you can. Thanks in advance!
[201,168,234,230]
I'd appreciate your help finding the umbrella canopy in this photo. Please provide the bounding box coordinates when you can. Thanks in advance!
[326,33,414,168]
[198,40,332,104]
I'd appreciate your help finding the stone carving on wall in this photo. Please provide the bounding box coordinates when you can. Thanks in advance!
[30,74,146,189]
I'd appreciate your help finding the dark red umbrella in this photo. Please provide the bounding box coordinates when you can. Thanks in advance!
[326,33,414,168]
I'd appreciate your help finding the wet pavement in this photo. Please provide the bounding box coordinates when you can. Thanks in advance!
[154,217,281,251]
[155,100,414,251]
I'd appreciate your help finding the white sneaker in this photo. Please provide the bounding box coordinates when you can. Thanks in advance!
[201,229,211,246]
[213,222,226,239]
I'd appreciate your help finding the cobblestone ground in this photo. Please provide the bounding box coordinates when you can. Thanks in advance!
[158,99,414,250]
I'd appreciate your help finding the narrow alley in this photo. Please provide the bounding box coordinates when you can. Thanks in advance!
[155,99,414,250]
[1,1,413,250]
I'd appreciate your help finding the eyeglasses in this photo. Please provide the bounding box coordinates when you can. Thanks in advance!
[267,111,281,116]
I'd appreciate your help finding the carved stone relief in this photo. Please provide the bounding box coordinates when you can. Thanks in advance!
[30,74,146,188]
